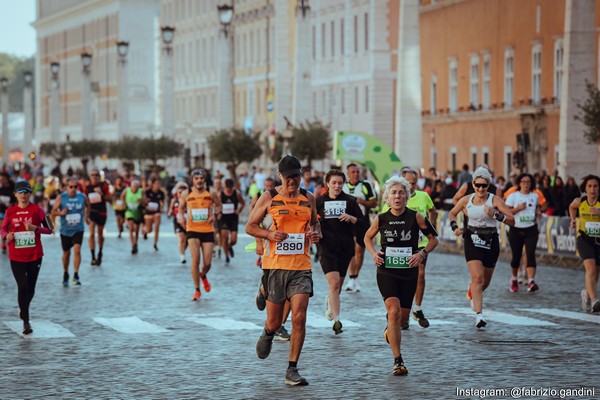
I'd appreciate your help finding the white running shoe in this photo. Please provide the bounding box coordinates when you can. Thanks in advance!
[324,295,333,321]
[344,278,356,292]
[581,289,592,312]
[475,313,487,329]
[354,278,361,292]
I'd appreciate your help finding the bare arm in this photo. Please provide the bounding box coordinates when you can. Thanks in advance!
[307,192,321,243]
[364,215,383,266]
[569,198,581,229]
[491,195,515,227]
[236,190,246,214]
[449,196,468,236]
[246,191,288,242]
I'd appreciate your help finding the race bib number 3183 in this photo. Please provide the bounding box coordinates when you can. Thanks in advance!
[323,201,346,219]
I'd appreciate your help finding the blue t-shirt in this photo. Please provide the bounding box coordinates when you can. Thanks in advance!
[59,192,86,236]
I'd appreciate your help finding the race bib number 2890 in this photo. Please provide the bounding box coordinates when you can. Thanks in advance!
[275,234,305,255]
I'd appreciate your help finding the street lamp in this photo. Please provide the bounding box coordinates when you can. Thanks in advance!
[0,77,7,91]
[117,41,129,139]
[81,52,92,72]
[161,26,176,139]
[1,77,8,165]
[23,71,34,159]
[49,62,61,143]
[217,4,234,37]
[50,62,60,79]
[81,52,93,140]
[23,71,32,86]
[296,0,310,17]
[116,41,129,64]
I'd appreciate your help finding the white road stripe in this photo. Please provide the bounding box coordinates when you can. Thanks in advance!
[521,308,600,324]
[187,316,263,330]
[4,320,76,338]
[93,317,169,333]
[439,307,557,326]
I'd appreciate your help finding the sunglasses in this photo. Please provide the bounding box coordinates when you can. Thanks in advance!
[16,190,31,194]
[90,174,99,177]
[473,183,489,189]
[68,185,77,189]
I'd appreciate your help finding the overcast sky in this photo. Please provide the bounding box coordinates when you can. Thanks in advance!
[0,1,36,58]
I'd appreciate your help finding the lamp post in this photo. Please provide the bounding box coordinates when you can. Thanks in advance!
[1,77,8,165]
[117,41,129,140]
[217,4,234,130]
[292,0,311,125]
[161,26,175,139]
[81,52,93,141]
[50,62,61,144]
[23,72,34,159]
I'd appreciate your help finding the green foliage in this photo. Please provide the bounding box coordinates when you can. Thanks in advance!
[575,81,600,144]
[289,120,331,167]
[208,128,262,179]
[0,53,34,112]
[108,136,183,171]
[39,142,70,164]
[70,139,108,177]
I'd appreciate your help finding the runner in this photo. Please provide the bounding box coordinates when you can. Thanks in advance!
[122,179,143,254]
[84,169,111,266]
[505,173,544,293]
[143,178,166,251]
[364,176,438,375]
[0,172,16,254]
[342,163,377,292]
[212,176,223,260]
[177,169,221,301]
[220,178,245,265]
[316,169,363,335]
[112,176,127,239]
[246,155,321,386]
[52,178,91,286]
[1,181,53,335]
[449,167,514,328]
[168,182,188,263]
[569,175,600,313]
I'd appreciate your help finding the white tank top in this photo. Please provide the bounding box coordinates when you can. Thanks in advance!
[466,193,496,229]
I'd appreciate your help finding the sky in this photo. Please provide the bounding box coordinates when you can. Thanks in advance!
[0,1,36,58]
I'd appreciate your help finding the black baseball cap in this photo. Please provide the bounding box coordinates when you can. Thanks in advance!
[278,155,302,178]
[15,181,32,193]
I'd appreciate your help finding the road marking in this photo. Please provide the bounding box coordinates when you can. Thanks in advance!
[439,307,557,326]
[93,317,169,333]
[187,316,263,330]
[305,312,362,328]
[521,308,600,324]
[4,320,76,338]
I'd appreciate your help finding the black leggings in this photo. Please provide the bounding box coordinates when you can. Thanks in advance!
[10,258,42,322]
[508,226,538,269]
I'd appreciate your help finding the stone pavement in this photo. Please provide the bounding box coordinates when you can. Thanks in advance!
[0,214,598,399]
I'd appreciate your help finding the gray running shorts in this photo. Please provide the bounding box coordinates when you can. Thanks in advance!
[261,269,313,304]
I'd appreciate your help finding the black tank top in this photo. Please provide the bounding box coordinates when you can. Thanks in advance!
[220,190,239,217]
[378,208,420,274]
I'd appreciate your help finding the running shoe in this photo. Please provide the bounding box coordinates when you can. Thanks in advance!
[191,291,201,301]
[202,277,211,292]
[97,252,103,266]
[517,270,527,285]
[22,321,33,335]
[256,328,274,359]
[256,283,266,311]
[527,280,539,292]
[581,289,592,312]
[225,256,230,265]
[274,325,291,341]
[229,247,234,258]
[72,276,81,286]
[324,295,333,321]
[153,244,158,252]
[180,255,186,264]
[218,247,222,259]
[344,278,356,292]
[393,360,408,376]
[475,314,487,329]
[143,232,148,240]
[63,273,69,287]
[132,244,138,254]
[411,310,430,328]
[592,299,600,313]
[91,258,98,266]
[466,284,472,300]
[332,320,343,335]
[401,320,409,330]
[354,278,361,292]
[510,278,518,293]
[383,326,389,344]
[285,366,308,386]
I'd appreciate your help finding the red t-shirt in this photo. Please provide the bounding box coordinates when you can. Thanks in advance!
[0,203,51,262]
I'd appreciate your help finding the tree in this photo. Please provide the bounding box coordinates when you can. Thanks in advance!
[289,120,331,167]
[39,142,71,176]
[208,128,262,180]
[138,136,184,172]
[575,81,600,144]
[0,53,34,112]
[70,139,108,177]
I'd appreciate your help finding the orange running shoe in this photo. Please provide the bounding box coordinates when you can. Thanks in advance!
[466,284,472,301]
[192,290,201,301]
[202,277,211,292]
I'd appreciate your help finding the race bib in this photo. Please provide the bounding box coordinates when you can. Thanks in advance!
[88,192,102,204]
[127,202,139,210]
[323,201,346,219]
[519,211,536,224]
[49,199,56,206]
[147,202,159,211]
[115,200,125,209]
[191,208,209,222]
[275,233,305,255]
[585,221,600,238]
[385,247,412,268]
[0,195,10,205]
[471,234,491,250]
[222,203,235,215]
[65,213,81,226]
[14,231,35,248]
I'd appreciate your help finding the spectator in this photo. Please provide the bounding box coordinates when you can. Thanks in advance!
[441,176,457,211]
[430,180,443,210]
[457,164,472,188]
[550,176,567,216]
[540,175,554,215]
[564,176,581,207]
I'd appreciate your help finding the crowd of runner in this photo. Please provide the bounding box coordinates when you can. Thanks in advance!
[1,159,599,385]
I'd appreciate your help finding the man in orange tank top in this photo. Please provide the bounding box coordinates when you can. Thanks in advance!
[177,169,222,301]
[246,155,321,386]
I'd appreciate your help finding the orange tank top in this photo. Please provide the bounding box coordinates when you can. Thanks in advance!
[262,188,312,271]
[185,190,215,233]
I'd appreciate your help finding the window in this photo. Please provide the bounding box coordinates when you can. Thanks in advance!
[364,85,369,113]
[313,92,317,117]
[331,21,335,58]
[449,58,458,113]
[250,31,254,66]
[504,48,514,107]
[341,87,345,114]
[312,26,316,60]
[450,147,457,172]
[470,55,479,107]
[322,90,327,117]
[322,23,326,59]
[532,44,542,105]
[504,147,512,178]
[482,147,490,165]
[471,147,477,172]
[430,74,437,115]
[340,18,344,56]
[354,15,358,53]
[364,13,368,51]
[354,86,359,113]
[482,54,490,109]
[430,147,437,170]
[554,39,563,103]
